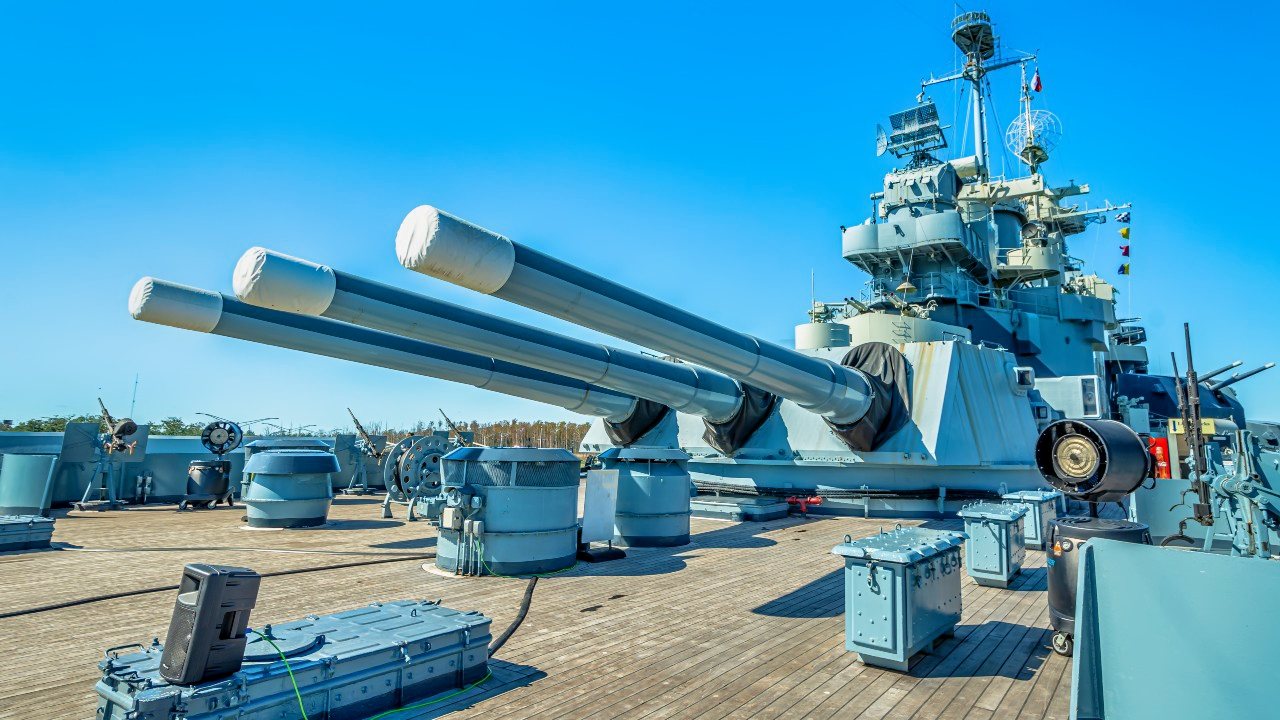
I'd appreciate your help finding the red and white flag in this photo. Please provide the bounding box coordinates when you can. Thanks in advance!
[1032,69,1042,92]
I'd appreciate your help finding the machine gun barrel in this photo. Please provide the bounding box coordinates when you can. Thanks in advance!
[128,277,639,420]
[1198,360,1242,383]
[1208,362,1276,392]
[395,206,874,425]
[233,248,743,423]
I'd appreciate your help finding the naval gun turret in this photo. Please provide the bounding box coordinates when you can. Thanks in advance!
[393,205,1048,514]
[230,247,744,447]
[395,207,881,428]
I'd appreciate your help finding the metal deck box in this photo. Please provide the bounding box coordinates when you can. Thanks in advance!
[1001,489,1061,549]
[958,502,1027,587]
[0,514,54,552]
[831,526,965,671]
[95,600,491,720]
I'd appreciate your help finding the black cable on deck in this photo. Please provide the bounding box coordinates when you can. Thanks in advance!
[487,577,538,656]
[0,554,434,620]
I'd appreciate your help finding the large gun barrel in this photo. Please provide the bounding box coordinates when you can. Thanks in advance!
[232,247,744,423]
[1208,362,1276,392]
[395,207,874,425]
[1199,360,1242,383]
[128,277,639,420]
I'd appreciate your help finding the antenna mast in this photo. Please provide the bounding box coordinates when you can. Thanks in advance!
[920,11,1035,178]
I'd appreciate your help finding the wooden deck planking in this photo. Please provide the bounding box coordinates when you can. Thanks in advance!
[0,498,1075,720]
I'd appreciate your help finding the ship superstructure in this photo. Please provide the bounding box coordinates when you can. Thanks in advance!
[824,12,1138,385]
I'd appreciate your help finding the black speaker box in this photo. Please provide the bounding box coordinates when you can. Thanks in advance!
[158,563,261,685]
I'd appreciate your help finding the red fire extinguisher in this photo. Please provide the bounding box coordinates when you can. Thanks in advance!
[1147,437,1171,479]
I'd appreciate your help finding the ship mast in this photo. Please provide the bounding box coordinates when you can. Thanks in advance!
[920,11,1034,179]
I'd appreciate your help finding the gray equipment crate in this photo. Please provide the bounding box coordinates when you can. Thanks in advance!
[0,514,54,552]
[1001,489,1061,549]
[831,526,965,671]
[95,600,491,720]
[958,502,1027,587]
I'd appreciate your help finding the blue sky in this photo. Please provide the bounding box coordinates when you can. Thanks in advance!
[2,1,1276,430]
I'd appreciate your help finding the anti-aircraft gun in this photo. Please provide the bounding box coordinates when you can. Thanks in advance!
[338,408,387,496]
[439,409,476,447]
[1158,324,1278,554]
[1030,322,1277,656]
[70,398,150,511]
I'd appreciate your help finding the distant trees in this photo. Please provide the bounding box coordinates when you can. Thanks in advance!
[1,413,101,433]
[0,412,592,449]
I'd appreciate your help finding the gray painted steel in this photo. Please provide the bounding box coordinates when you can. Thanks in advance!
[599,447,692,547]
[129,277,638,421]
[0,434,252,506]
[436,447,579,576]
[0,453,57,515]
[95,599,490,720]
[831,527,965,671]
[0,514,54,552]
[396,206,874,424]
[234,248,743,422]
[1002,489,1061,549]
[957,501,1027,587]
[242,450,339,528]
[1046,517,1151,640]
[242,438,335,499]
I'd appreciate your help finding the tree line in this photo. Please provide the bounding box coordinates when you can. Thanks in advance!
[0,413,592,450]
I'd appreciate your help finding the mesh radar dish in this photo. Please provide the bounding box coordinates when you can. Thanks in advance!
[875,125,889,157]
[1005,109,1062,170]
[882,101,947,162]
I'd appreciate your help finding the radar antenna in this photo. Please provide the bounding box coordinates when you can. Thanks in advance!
[877,100,948,167]
[1005,63,1061,172]
[920,11,1036,178]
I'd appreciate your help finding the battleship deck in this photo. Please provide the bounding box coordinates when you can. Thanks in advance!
[0,497,1072,719]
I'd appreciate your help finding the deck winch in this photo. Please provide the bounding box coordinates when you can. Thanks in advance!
[382,431,459,521]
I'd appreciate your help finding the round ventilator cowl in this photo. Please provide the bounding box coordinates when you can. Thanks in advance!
[129,277,223,333]
[396,205,516,294]
[233,247,337,315]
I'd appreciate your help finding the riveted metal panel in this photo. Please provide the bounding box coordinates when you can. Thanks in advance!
[833,527,964,671]
[959,502,1027,587]
[96,600,491,720]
